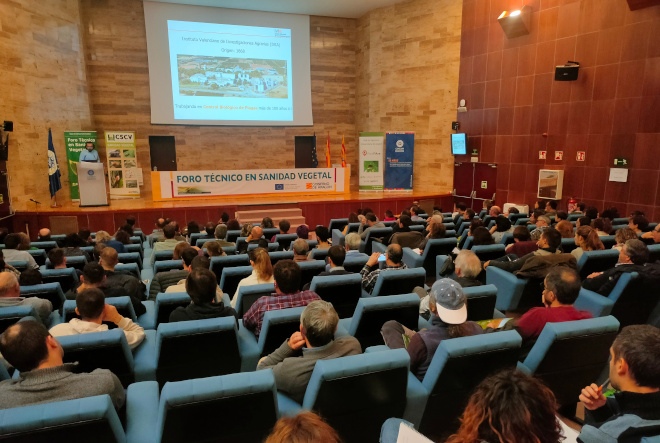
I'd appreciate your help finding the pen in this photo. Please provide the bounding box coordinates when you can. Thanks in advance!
[598,378,610,394]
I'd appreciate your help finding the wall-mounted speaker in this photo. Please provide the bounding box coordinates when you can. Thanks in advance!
[555,62,579,81]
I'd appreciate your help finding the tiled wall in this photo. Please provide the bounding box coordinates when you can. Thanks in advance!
[456,0,660,219]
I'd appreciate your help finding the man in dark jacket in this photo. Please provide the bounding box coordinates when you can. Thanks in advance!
[74,262,146,316]
[169,268,237,323]
[302,246,351,291]
[99,246,145,302]
[484,228,562,273]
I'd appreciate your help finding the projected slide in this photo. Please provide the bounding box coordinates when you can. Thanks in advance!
[168,20,293,122]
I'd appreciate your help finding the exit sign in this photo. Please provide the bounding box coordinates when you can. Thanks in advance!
[613,158,628,166]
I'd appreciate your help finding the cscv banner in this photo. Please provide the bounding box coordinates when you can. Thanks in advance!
[384,132,414,191]
[152,167,348,201]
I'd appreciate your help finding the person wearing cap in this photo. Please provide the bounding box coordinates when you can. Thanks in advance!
[381,279,483,381]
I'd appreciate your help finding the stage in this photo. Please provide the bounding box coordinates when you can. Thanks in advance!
[12,191,453,238]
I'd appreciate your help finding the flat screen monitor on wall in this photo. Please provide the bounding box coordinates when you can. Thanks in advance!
[451,133,467,155]
[143,1,313,126]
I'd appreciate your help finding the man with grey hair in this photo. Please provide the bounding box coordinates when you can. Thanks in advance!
[345,232,363,256]
[257,300,361,403]
[0,272,52,324]
[453,249,484,288]
[291,238,312,262]
[360,244,408,294]
[530,215,551,241]
[202,223,235,249]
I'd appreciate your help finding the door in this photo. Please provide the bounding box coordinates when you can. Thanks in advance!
[473,163,498,205]
[294,136,315,168]
[149,136,177,171]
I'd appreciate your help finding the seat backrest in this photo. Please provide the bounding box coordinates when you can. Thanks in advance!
[153,260,183,274]
[0,395,125,443]
[471,244,506,262]
[343,254,369,273]
[371,267,426,298]
[247,242,279,252]
[261,228,280,240]
[303,350,410,443]
[599,235,616,249]
[561,238,578,253]
[349,294,420,350]
[420,238,457,273]
[29,241,58,252]
[118,252,141,270]
[418,331,522,439]
[27,250,47,266]
[156,317,241,386]
[461,236,473,250]
[309,248,330,260]
[296,260,326,289]
[648,244,660,263]
[499,232,514,245]
[463,284,497,321]
[114,263,140,279]
[40,268,78,294]
[155,292,191,325]
[0,306,39,334]
[363,227,393,254]
[189,233,208,244]
[158,370,278,443]
[210,254,250,283]
[219,265,253,298]
[576,249,620,279]
[328,218,349,233]
[309,274,362,319]
[6,261,29,272]
[19,282,66,311]
[226,230,242,243]
[608,272,660,329]
[268,251,294,266]
[522,316,620,408]
[62,297,137,323]
[258,306,305,356]
[59,329,135,387]
[154,250,174,261]
[236,283,275,318]
[273,234,298,251]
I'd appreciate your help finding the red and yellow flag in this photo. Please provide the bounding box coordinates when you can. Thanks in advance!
[341,135,346,167]
[326,132,331,168]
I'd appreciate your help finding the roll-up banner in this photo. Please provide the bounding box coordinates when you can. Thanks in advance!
[384,132,414,191]
[105,131,140,199]
[358,132,384,191]
[64,131,97,201]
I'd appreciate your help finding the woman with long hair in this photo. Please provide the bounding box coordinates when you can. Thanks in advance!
[446,369,562,443]
[342,213,360,235]
[573,225,604,261]
[231,247,274,307]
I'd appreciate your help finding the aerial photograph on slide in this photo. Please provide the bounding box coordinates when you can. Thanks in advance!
[177,55,288,98]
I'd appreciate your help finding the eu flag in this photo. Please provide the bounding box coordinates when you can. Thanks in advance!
[47,129,62,198]
[311,132,318,168]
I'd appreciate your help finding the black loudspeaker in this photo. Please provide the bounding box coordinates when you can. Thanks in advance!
[555,62,579,81]
[2,121,12,132]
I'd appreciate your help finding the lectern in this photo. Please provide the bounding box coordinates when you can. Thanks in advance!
[77,162,108,207]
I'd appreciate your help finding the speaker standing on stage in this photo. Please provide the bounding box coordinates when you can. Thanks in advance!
[79,141,100,162]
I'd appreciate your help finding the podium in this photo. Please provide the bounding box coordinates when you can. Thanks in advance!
[77,162,108,207]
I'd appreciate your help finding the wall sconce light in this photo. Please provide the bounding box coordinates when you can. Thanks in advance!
[498,5,531,38]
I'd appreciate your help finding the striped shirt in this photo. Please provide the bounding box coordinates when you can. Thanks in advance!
[243,290,321,338]
[360,263,408,294]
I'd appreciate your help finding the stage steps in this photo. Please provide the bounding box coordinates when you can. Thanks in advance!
[236,208,306,228]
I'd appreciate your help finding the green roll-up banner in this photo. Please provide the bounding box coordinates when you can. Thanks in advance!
[64,131,97,200]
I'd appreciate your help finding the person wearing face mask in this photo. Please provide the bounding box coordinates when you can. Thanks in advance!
[79,141,100,162]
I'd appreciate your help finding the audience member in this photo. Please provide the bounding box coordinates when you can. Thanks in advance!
[19,268,42,286]
[390,215,424,248]
[341,212,361,236]
[555,211,568,222]
[261,217,274,229]
[583,239,650,295]
[577,215,591,228]
[504,225,538,257]
[417,215,446,252]
[203,222,215,238]
[204,242,225,257]
[585,207,599,220]
[360,244,408,295]
[382,279,482,381]
[0,321,125,410]
[150,217,167,243]
[344,233,363,257]
[169,268,237,323]
[628,214,649,234]
[357,213,385,239]
[383,210,396,221]
[446,370,562,443]
[489,268,591,342]
[592,217,612,236]
[489,215,512,243]
[471,226,494,246]
[238,225,267,254]
[149,249,194,299]
[291,238,312,262]
[37,228,52,241]
[296,224,309,240]
[97,230,126,253]
[150,224,182,265]
[641,223,660,244]
[186,220,200,236]
[544,200,558,215]
[78,229,93,246]
[529,208,544,225]
[226,218,241,231]
[485,228,564,272]
[61,233,91,261]
[410,206,424,222]
[164,248,213,294]
[265,412,342,443]
[2,233,38,269]
[257,300,361,403]
[240,222,254,238]
[232,248,274,307]
[312,226,330,251]
[555,220,574,239]
[220,212,230,224]
[172,241,192,260]
[614,227,639,251]
[118,224,134,237]
[47,248,67,270]
[530,215,551,241]
[50,288,145,350]
[203,223,235,249]
[125,215,136,228]
[272,219,291,242]
[464,208,476,221]
[243,260,321,338]
[74,262,146,316]
[578,325,660,442]
[304,245,350,292]
[488,205,501,218]
[114,230,131,246]
[99,247,143,300]
[0,272,51,324]
[572,226,604,261]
